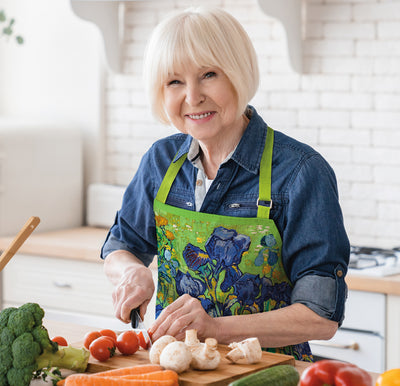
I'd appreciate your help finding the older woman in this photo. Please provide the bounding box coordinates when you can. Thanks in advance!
[102,7,350,361]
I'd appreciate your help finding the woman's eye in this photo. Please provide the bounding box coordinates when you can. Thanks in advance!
[204,71,216,79]
[167,79,181,86]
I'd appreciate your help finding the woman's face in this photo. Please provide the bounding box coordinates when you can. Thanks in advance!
[162,62,243,145]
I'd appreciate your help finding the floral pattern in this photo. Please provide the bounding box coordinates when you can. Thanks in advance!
[154,206,313,361]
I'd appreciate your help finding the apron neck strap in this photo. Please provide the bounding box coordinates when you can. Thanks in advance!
[156,128,274,218]
[156,154,187,204]
[257,128,274,219]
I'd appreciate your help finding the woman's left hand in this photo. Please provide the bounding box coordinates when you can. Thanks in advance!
[149,294,216,342]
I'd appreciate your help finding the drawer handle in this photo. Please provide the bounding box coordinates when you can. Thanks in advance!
[53,281,72,289]
[311,341,359,351]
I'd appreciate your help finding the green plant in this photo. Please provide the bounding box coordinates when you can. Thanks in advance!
[0,9,24,44]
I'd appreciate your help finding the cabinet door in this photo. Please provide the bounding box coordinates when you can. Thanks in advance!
[342,290,385,336]
[3,254,115,316]
[310,329,385,373]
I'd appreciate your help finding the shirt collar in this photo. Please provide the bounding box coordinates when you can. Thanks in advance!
[174,106,268,175]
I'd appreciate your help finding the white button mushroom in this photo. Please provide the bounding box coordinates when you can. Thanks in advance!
[191,337,221,370]
[149,335,177,364]
[159,341,192,373]
[225,337,262,364]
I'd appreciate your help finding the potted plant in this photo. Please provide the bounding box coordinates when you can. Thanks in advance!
[0,9,24,44]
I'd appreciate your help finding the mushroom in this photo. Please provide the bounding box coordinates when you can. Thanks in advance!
[184,329,201,352]
[225,337,262,364]
[159,341,192,373]
[191,337,221,370]
[149,335,177,364]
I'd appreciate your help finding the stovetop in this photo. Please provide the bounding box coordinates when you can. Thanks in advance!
[348,246,400,277]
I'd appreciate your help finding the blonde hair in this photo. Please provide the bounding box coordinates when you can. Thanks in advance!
[143,7,260,124]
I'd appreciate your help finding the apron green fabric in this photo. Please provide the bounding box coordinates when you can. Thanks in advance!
[153,128,313,361]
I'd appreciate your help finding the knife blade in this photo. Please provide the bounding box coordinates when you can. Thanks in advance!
[130,308,152,348]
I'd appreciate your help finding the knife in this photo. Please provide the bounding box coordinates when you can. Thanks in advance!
[130,308,152,348]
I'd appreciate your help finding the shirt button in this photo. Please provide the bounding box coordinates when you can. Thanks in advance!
[196,180,203,186]
[336,270,343,278]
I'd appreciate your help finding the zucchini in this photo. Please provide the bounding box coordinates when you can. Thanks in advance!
[229,364,299,386]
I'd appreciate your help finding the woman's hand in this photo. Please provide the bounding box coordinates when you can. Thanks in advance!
[149,294,216,342]
[104,250,155,323]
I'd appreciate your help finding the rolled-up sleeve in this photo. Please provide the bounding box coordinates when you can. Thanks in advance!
[291,270,348,325]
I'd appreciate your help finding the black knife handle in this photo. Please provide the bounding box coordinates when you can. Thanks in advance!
[130,308,140,328]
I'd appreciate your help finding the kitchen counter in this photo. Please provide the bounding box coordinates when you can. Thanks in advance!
[1,226,399,295]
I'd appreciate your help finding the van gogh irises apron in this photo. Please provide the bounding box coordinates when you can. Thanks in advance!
[153,128,313,361]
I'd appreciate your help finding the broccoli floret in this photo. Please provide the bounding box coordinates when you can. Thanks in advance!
[0,346,12,376]
[0,328,15,346]
[0,308,16,328]
[7,365,37,386]
[0,303,89,386]
[19,303,44,326]
[7,309,35,337]
[32,325,58,352]
[12,332,42,368]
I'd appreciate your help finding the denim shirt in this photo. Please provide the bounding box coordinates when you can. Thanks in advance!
[102,106,350,325]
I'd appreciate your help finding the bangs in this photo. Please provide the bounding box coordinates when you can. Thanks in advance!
[158,16,227,82]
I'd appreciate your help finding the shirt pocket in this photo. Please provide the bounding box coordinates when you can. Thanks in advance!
[221,195,282,218]
[166,191,195,210]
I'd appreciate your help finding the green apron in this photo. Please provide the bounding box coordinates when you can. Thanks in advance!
[153,128,313,361]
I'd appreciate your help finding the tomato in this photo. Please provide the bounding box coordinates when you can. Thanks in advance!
[83,330,101,350]
[137,331,148,350]
[89,336,116,362]
[100,329,117,344]
[116,330,139,355]
[52,336,68,346]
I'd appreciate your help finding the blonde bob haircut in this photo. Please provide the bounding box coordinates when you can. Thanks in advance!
[143,7,260,124]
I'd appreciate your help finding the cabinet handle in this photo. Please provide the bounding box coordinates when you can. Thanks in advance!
[311,341,359,351]
[52,281,72,289]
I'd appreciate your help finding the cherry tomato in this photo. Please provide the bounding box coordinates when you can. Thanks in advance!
[52,336,68,346]
[100,329,117,344]
[83,330,101,350]
[137,331,148,350]
[89,336,116,362]
[116,330,139,355]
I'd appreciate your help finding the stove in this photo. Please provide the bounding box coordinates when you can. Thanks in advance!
[348,246,400,277]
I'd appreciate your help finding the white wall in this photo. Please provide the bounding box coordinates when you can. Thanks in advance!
[103,0,400,249]
[0,0,106,189]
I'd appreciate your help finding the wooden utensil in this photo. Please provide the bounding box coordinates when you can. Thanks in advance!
[0,216,40,272]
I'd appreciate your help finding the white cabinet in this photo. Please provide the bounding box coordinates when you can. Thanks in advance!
[310,290,386,373]
[1,253,157,331]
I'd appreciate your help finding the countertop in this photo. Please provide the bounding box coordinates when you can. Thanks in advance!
[1,226,400,295]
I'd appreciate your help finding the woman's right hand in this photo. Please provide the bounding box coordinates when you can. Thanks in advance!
[104,250,155,323]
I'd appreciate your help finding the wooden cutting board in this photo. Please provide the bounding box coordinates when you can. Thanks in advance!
[82,344,295,386]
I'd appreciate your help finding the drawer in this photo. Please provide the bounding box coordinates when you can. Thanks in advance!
[310,328,385,373]
[342,290,385,335]
[3,254,115,317]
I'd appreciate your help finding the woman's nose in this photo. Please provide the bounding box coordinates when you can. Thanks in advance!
[185,83,205,106]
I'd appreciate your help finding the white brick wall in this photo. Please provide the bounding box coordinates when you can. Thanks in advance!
[104,0,400,249]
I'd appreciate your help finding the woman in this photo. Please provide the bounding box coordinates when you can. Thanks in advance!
[102,7,350,361]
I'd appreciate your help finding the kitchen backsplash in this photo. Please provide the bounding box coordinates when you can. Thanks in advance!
[103,0,400,249]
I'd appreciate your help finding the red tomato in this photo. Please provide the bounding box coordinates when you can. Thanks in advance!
[83,330,101,350]
[52,336,68,346]
[137,331,148,350]
[89,336,116,362]
[116,330,139,355]
[100,329,117,344]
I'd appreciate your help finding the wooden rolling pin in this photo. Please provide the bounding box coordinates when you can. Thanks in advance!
[0,216,40,272]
